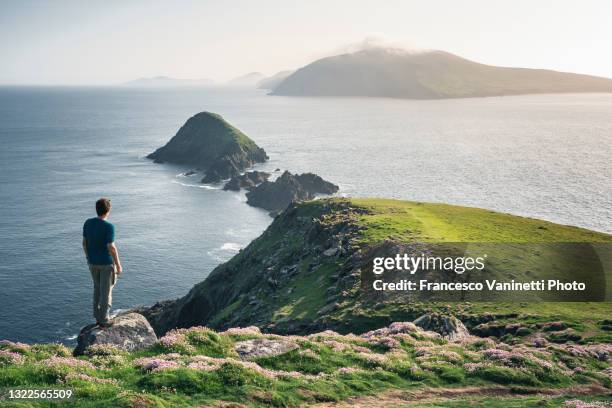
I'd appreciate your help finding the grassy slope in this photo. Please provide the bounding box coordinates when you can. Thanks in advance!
[330,199,611,340]
[1,324,610,407]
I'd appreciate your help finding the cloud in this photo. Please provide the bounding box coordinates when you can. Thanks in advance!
[333,35,425,54]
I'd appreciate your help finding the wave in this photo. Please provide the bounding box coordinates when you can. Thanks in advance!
[207,242,243,262]
[221,242,242,252]
[171,180,221,190]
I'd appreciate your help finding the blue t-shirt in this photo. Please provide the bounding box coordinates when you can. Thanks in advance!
[83,217,115,265]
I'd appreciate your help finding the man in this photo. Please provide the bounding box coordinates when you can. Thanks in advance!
[82,198,123,327]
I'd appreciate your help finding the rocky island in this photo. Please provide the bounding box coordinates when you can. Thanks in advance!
[246,171,339,215]
[147,112,268,183]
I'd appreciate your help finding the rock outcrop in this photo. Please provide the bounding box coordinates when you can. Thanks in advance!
[223,171,270,191]
[147,112,268,182]
[234,338,298,360]
[413,313,471,342]
[246,171,339,215]
[73,313,157,356]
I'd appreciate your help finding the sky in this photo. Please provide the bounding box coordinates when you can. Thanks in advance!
[1,0,611,85]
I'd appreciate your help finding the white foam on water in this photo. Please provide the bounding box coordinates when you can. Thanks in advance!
[221,242,242,252]
[171,180,221,190]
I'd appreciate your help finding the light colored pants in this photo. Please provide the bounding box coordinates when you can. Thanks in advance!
[89,264,116,324]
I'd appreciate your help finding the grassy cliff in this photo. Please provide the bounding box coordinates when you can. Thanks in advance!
[142,198,611,340]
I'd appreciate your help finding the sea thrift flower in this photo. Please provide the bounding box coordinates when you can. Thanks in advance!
[41,356,95,370]
[562,400,609,408]
[322,340,351,351]
[0,340,30,353]
[351,345,372,353]
[337,367,360,375]
[356,352,387,364]
[133,357,180,372]
[64,373,118,385]
[0,350,25,365]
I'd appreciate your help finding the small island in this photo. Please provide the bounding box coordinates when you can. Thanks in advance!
[147,112,268,183]
[245,171,339,215]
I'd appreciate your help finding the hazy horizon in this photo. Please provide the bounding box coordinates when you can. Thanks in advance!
[1,0,612,85]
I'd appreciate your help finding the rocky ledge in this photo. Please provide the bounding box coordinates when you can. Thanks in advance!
[147,112,268,183]
[246,171,339,215]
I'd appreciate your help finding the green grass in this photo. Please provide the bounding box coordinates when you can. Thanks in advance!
[348,198,612,243]
[2,321,610,407]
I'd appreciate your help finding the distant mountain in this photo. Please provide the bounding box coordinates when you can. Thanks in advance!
[226,72,266,87]
[257,70,294,90]
[123,76,214,87]
[272,47,612,99]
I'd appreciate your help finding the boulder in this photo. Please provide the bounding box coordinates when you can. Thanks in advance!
[246,171,339,215]
[234,338,298,360]
[413,313,470,342]
[73,313,157,356]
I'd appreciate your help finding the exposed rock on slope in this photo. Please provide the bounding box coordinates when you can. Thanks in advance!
[245,171,339,215]
[73,313,157,356]
[272,47,612,99]
[147,112,268,182]
[223,170,270,191]
[413,313,471,341]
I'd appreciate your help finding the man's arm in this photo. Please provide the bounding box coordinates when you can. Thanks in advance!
[82,238,89,264]
[107,242,123,274]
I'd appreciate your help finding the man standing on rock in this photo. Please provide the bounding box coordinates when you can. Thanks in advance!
[82,198,123,327]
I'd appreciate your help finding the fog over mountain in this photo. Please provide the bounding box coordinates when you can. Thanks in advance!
[257,70,294,90]
[272,47,612,99]
[226,72,266,87]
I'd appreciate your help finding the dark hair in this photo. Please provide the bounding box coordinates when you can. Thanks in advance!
[96,198,112,216]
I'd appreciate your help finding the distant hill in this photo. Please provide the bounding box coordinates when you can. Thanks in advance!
[226,72,266,87]
[123,76,214,87]
[272,48,612,99]
[257,70,294,90]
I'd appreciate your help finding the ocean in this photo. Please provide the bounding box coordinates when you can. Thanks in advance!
[0,86,610,344]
